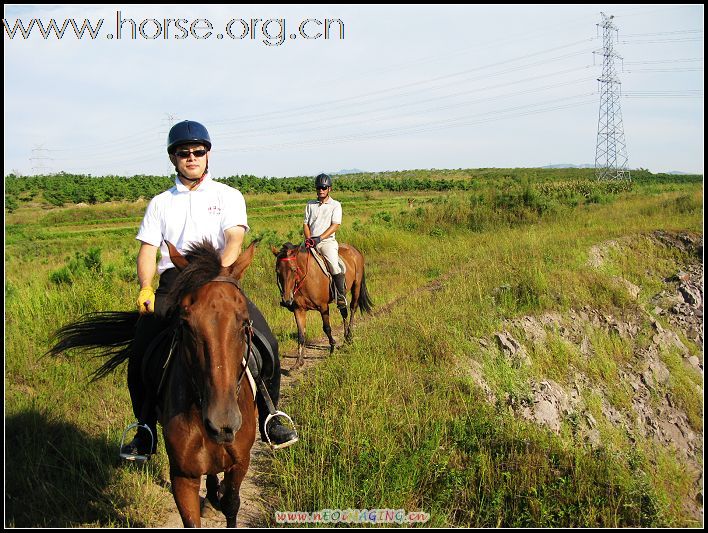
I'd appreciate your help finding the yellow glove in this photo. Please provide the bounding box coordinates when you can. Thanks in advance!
[137,287,155,314]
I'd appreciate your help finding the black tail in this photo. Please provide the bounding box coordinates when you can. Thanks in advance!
[358,271,374,314]
[48,311,140,381]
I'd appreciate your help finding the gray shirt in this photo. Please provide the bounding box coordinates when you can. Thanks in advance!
[304,197,342,240]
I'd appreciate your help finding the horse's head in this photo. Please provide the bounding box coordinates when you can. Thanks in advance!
[272,242,300,309]
[167,240,257,444]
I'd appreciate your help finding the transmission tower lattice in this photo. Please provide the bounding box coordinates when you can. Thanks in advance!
[594,12,630,181]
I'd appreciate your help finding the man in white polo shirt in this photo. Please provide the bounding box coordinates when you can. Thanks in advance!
[122,120,297,460]
[303,173,347,309]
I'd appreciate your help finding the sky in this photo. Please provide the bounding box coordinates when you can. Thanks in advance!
[3,4,704,178]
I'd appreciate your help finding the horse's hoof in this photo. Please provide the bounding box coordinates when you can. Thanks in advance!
[200,496,220,518]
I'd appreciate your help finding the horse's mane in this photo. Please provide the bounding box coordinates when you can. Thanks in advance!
[275,242,299,261]
[160,240,223,316]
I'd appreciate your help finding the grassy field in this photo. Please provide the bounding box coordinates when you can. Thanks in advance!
[4,170,703,527]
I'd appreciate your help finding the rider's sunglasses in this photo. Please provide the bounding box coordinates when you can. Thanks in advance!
[175,149,208,159]
[316,185,329,190]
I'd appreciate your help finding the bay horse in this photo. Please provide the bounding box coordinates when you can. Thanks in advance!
[49,241,260,527]
[272,242,373,369]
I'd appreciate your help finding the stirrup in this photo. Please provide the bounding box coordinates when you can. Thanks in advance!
[264,411,299,450]
[119,422,154,463]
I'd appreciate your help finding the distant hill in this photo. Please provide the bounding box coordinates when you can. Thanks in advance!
[540,164,595,169]
[540,165,699,175]
[329,168,366,175]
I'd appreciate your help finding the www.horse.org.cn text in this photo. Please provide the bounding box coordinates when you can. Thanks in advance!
[3,12,345,46]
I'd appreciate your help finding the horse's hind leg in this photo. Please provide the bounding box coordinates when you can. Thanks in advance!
[321,308,336,354]
[201,474,221,517]
[345,278,362,343]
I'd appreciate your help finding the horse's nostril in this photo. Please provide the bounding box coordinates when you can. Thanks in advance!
[222,427,235,442]
[204,418,220,437]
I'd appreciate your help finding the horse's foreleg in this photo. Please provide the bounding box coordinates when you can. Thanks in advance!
[321,307,336,354]
[172,474,202,527]
[293,308,307,369]
[221,463,249,528]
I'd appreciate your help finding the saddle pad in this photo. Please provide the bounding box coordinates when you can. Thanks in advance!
[310,247,346,277]
[242,359,257,400]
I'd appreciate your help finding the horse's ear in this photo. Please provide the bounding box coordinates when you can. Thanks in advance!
[271,245,280,256]
[166,241,189,270]
[227,241,257,280]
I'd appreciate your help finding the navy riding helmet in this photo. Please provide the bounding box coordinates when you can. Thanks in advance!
[167,120,212,154]
[315,173,332,188]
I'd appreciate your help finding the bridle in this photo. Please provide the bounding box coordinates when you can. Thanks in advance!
[161,275,254,408]
[276,250,310,298]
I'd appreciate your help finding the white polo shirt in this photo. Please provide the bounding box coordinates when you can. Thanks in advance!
[304,197,342,240]
[136,174,249,274]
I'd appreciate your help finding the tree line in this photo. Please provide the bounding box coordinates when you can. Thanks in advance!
[4,169,701,211]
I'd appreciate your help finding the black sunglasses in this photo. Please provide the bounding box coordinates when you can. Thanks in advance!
[175,149,208,158]
[316,185,330,190]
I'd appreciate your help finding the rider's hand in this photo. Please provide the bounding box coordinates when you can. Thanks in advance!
[137,287,155,314]
[310,235,322,246]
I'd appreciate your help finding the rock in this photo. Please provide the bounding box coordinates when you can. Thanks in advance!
[533,399,561,432]
[580,336,592,355]
[616,277,641,300]
[652,330,689,355]
[641,370,654,389]
[679,284,702,307]
[687,356,701,369]
[494,331,531,368]
[649,360,671,385]
[676,271,691,283]
[585,428,602,448]
[659,420,689,453]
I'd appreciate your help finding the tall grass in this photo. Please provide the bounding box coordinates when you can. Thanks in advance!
[4,173,702,526]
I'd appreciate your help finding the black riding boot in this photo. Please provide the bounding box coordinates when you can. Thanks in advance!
[333,273,347,309]
[246,298,298,449]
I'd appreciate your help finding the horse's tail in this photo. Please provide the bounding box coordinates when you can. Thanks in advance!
[357,270,374,314]
[48,311,140,382]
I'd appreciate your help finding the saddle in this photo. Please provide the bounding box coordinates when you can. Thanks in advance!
[308,247,346,303]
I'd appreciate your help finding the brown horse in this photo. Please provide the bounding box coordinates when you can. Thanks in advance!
[272,242,373,368]
[49,241,260,527]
